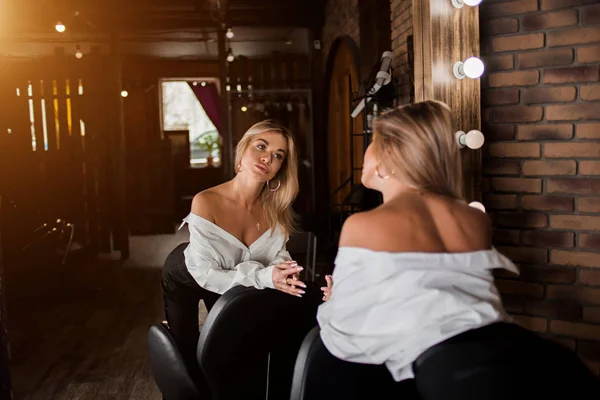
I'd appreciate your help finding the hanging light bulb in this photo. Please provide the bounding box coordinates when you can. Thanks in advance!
[55,21,66,33]
[121,90,128,98]
[241,106,248,112]
[75,45,83,59]
[453,57,484,79]
[226,28,234,39]
[455,130,485,149]
[226,48,234,62]
[451,0,482,8]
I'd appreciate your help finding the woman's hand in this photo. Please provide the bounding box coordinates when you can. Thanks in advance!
[272,261,307,297]
[321,275,333,301]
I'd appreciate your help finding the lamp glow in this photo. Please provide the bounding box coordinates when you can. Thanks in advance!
[241,106,248,112]
[55,22,66,33]
[226,28,234,39]
[75,45,83,59]
[121,90,128,98]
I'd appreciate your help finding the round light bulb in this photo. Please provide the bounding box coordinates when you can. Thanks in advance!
[465,130,485,149]
[241,106,248,112]
[55,22,66,33]
[227,54,234,62]
[121,90,128,98]
[463,57,485,79]
[75,46,83,59]
[469,201,486,213]
[226,28,234,39]
[464,0,482,5]
[201,81,206,87]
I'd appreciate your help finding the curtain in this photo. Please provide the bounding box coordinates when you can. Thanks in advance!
[187,82,221,132]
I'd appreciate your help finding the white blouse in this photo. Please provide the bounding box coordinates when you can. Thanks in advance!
[179,212,292,295]
[317,247,519,382]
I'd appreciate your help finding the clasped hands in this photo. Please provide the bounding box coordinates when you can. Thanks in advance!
[272,260,333,302]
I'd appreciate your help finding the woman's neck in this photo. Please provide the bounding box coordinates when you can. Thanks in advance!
[230,175,264,209]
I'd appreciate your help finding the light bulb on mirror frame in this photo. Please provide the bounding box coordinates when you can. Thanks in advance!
[468,201,486,213]
[456,130,485,150]
[451,0,482,8]
[453,57,484,79]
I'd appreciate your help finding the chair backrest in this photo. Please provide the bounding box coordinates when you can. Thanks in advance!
[198,285,320,400]
[147,322,207,400]
[290,326,402,400]
[286,231,317,283]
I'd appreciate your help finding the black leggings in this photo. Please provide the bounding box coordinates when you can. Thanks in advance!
[162,243,221,383]
[412,322,600,399]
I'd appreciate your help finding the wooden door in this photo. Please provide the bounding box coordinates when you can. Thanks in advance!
[326,41,361,206]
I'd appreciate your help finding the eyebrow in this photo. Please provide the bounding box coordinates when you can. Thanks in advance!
[256,138,286,154]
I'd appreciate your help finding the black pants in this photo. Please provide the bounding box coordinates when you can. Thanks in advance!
[162,243,221,383]
[412,322,600,400]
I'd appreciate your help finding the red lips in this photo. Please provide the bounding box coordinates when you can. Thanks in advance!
[255,163,269,174]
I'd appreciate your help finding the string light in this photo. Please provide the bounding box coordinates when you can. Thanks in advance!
[226,28,234,39]
[75,45,83,59]
[121,90,128,98]
[55,21,66,33]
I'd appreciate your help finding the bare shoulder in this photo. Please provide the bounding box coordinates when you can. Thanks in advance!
[191,189,221,222]
[338,205,408,250]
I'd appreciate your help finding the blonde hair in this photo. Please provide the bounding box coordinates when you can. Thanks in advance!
[372,100,464,200]
[234,120,299,235]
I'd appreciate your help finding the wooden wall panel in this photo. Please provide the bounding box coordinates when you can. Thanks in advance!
[413,0,482,202]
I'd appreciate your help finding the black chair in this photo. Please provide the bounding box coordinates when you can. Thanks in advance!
[198,285,321,400]
[290,326,417,400]
[286,231,317,283]
[148,322,208,400]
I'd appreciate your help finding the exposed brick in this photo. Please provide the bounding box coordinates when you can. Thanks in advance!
[492,177,542,193]
[519,48,574,70]
[513,315,548,332]
[542,0,599,11]
[582,3,600,26]
[485,195,519,211]
[482,107,491,122]
[522,86,576,104]
[525,300,582,320]
[502,295,525,313]
[579,45,600,63]
[577,123,600,139]
[580,161,600,175]
[522,193,575,210]
[482,123,516,141]
[488,143,540,158]
[548,179,600,195]
[547,103,600,121]
[580,198,600,213]
[496,278,544,298]
[494,105,544,122]
[547,27,600,47]
[543,66,600,84]
[517,124,573,140]
[545,143,600,158]
[522,161,576,176]
[492,228,520,244]
[482,89,520,106]
[580,233,600,249]
[551,214,600,230]
[489,71,540,88]
[492,33,545,52]
[552,250,600,268]
[482,0,538,18]
[547,285,600,306]
[581,84,600,101]
[583,307,600,323]
[494,212,548,228]
[522,9,578,31]
[522,230,574,247]
[520,264,576,284]
[483,160,521,175]
[551,320,600,340]
[581,270,600,286]
[482,18,519,36]
[483,54,514,72]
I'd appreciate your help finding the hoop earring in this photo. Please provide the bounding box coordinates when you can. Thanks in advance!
[375,162,392,180]
[267,179,281,192]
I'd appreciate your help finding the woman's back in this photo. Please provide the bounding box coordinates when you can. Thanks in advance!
[339,191,491,255]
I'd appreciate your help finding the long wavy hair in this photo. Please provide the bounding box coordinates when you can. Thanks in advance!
[372,100,464,201]
[234,120,299,235]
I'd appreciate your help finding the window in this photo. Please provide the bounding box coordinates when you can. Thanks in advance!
[161,80,220,165]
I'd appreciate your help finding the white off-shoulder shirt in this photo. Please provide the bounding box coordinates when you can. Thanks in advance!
[179,212,292,295]
[317,247,519,382]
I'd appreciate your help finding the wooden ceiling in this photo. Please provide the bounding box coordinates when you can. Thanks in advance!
[9,0,326,34]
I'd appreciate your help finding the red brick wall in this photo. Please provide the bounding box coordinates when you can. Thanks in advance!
[480,0,600,373]
[322,0,360,68]
[391,0,413,105]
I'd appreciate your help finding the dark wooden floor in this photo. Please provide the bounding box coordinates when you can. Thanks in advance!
[5,230,193,400]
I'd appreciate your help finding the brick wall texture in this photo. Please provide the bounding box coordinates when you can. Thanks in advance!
[322,0,360,72]
[480,0,600,373]
[391,0,414,105]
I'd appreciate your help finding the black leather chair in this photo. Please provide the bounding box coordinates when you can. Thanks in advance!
[148,322,209,400]
[290,326,418,400]
[198,285,320,400]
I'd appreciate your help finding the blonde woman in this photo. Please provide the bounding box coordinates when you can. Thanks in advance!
[162,120,306,379]
[316,101,598,399]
